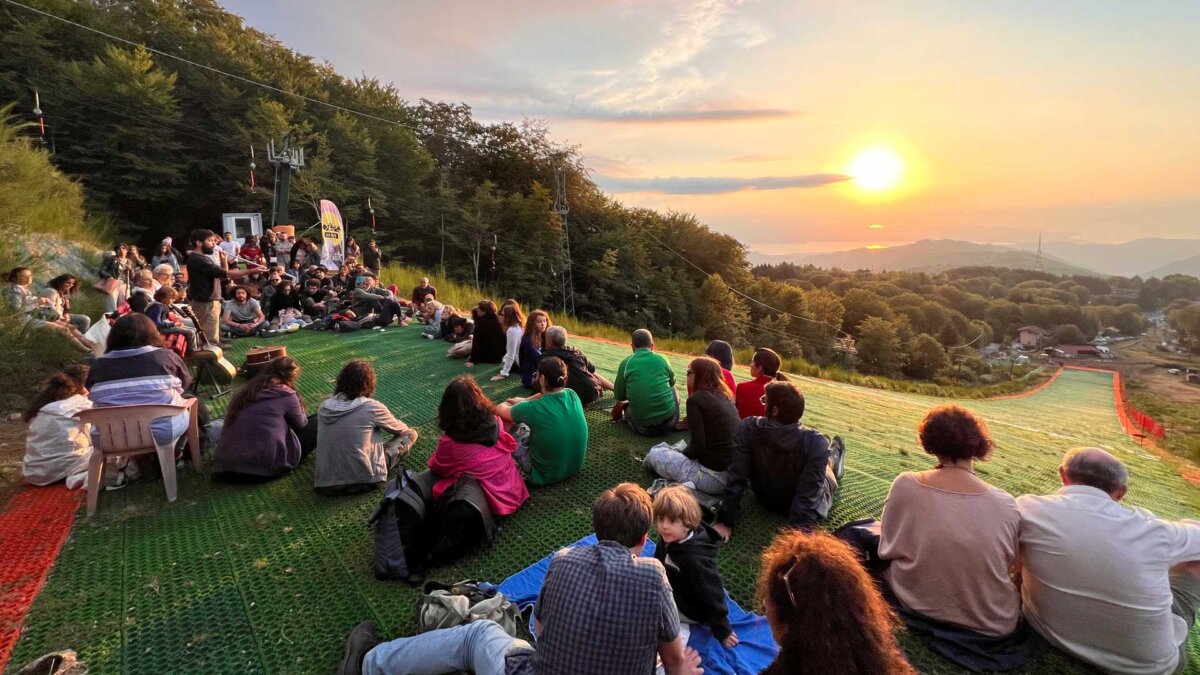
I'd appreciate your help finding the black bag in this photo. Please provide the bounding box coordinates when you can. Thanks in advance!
[368,469,437,583]
[834,518,889,576]
[427,475,496,567]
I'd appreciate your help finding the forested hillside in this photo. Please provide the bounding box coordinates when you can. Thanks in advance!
[3,0,1199,389]
[0,0,755,336]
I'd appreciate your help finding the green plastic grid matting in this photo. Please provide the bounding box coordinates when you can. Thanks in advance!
[8,328,1200,674]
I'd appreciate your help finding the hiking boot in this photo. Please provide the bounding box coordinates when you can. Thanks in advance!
[831,435,847,481]
[337,620,380,675]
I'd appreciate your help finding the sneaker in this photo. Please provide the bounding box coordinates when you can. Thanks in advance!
[286,324,300,333]
[337,620,380,675]
[831,435,847,481]
[105,471,128,491]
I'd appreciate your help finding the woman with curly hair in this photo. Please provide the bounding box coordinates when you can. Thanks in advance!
[879,404,1022,637]
[759,529,915,674]
[427,375,528,515]
[314,359,417,493]
[213,357,314,481]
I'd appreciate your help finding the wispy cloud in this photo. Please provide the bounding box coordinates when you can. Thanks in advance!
[728,153,792,163]
[597,173,850,195]
[559,107,797,123]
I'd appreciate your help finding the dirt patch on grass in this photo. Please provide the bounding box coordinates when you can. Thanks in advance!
[0,418,28,506]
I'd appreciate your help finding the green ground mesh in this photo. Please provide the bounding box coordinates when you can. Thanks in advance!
[8,328,1200,674]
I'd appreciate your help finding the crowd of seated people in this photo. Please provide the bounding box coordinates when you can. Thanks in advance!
[14,249,1200,675]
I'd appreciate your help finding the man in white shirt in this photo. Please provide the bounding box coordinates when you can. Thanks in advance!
[218,231,241,260]
[1017,447,1200,674]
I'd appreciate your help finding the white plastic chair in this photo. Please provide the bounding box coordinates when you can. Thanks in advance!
[79,399,202,517]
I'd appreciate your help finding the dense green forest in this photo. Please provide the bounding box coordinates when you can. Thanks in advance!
[3,0,1199,389]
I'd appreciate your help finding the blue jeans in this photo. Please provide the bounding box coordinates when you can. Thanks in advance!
[363,621,532,675]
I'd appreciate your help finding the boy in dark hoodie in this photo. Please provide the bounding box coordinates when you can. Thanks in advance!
[652,485,738,648]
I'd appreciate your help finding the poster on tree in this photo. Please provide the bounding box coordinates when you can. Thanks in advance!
[318,199,345,270]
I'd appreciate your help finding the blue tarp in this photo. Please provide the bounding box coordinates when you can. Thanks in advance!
[495,534,778,675]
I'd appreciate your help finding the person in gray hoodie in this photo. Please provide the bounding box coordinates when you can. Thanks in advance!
[315,359,417,493]
[351,276,404,327]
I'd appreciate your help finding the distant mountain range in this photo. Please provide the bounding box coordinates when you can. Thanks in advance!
[749,237,1200,278]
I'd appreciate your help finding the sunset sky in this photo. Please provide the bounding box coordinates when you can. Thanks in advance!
[223,0,1200,255]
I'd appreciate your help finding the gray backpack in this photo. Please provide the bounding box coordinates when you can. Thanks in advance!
[415,581,522,637]
[368,469,436,583]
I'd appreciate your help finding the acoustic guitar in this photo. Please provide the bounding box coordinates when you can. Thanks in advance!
[241,345,288,378]
[177,304,237,385]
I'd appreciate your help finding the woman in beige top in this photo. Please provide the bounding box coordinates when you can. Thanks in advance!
[878,404,1021,637]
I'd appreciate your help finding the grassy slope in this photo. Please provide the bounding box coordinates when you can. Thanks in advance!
[8,330,1200,675]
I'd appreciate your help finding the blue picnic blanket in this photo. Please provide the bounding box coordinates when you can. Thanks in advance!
[495,534,778,675]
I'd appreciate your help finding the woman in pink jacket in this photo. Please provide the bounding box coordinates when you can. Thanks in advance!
[427,375,529,516]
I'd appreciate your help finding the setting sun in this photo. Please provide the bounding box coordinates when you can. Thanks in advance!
[848,147,904,192]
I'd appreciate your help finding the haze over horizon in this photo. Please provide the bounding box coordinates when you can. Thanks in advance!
[221,0,1200,254]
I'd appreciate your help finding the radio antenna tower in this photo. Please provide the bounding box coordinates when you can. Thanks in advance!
[1034,232,1044,272]
[553,165,576,316]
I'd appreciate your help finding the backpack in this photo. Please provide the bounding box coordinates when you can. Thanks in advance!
[368,469,437,583]
[415,580,522,637]
[427,475,496,567]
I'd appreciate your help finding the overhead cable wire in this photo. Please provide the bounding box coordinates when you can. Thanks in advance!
[0,0,453,140]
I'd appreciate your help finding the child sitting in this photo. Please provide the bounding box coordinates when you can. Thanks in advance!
[652,485,738,648]
[22,365,93,489]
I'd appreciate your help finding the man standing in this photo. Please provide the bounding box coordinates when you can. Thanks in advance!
[186,229,248,346]
[1017,448,1200,675]
[218,231,241,261]
[338,483,702,675]
[612,329,679,436]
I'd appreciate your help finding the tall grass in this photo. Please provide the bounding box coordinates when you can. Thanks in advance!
[379,263,1053,400]
[0,102,105,413]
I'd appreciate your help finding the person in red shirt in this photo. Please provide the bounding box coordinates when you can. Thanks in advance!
[735,348,786,418]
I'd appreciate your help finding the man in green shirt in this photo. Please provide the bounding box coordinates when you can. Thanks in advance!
[498,356,588,486]
[612,329,680,436]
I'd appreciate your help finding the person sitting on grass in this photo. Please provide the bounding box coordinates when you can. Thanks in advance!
[143,286,197,350]
[645,356,740,495]
[221,286,270,337]
[411,277,437,308]
[496,356,588,486]
[518,309,551,389]
[652,485,737,648]
[612,329,679,436]
[338,483,703,675]
[466,300,505,367]
[490,302,526,382]
[427,375,529,516]
[41,273,91,333]
[734,347,787,419]
[714,380,845,541]
[5,267,93,352]
[541,326,614,407]
[266,278,304,326]
[759,530,916,674]
[314,359,418,494]
[700,340,737,393]
[351,275,404,328]
[420,300,446,339]
[1017,448,1200,675]
[22,364,92,489]
[879,405,1023,640]
[213,357,316,482]
[301,277,335,318]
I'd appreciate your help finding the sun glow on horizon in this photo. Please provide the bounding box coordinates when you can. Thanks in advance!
[848,147,904,193]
